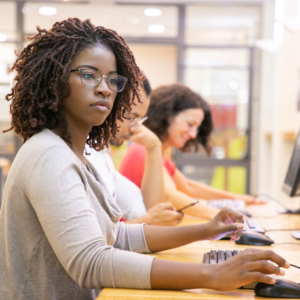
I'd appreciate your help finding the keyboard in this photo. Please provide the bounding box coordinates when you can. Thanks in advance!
[243,218,265,233]
[207,199,246,211]
[203,250,278,289]
[219,218,265,240]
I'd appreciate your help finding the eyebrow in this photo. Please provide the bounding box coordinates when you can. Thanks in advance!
[132,113,140,118]
[76,65,118,75]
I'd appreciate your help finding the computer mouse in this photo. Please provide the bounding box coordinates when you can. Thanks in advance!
[235,231,274,246]
[255,278,300,298]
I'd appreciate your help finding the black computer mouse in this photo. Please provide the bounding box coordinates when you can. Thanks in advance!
[235,231,274,246]
[255,278,300,298]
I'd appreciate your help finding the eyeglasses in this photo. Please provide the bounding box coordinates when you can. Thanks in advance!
[70,68,128,92]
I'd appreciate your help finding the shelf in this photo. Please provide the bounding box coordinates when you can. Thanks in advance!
[265,132,296,142]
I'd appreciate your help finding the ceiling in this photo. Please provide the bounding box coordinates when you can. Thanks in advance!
[0,0,261,45]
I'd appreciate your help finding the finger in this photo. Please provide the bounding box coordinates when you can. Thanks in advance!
[230,231,241,242]
[220,222,244,234]
[220,207,244,224]
[129,132,144,142]
[235,229,243,241]
[175,212,184,220]
[169,211,184,220]
[160,202,176,210]
[128,124,143,133]
[247,272,276,285]
[248,261,285,276]
[249,250,290,268]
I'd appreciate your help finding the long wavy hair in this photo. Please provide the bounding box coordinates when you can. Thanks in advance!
[144,83,213,155]
[4,18,142,150]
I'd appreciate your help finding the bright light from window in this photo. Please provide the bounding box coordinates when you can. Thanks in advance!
[39,7,57,15]
[144,8,162,17]
[148,24,165,33]
[22,7,29,14]
[228,80,239,90]
[0,33,7,42]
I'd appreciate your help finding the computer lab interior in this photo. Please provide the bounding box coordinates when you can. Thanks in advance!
[1,0,300,299]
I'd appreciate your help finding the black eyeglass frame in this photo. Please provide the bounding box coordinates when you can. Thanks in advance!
[70,68,128,92]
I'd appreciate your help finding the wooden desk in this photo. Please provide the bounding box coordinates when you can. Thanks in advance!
[97,204,300,300]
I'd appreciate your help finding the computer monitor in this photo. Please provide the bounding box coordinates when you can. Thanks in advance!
[282,128,300,239]
[283,129,300,197]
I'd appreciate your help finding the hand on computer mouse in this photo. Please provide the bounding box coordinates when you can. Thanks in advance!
[209,248,290,291]
[203,207,244,242]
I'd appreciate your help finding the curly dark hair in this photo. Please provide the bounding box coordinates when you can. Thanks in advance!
[144,83,213,155]
[4,18,142,150]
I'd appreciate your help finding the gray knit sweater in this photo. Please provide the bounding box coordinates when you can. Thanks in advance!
[0,129,154,300]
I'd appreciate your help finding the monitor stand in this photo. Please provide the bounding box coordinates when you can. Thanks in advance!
[277,208,300,214]
[292,231,300,240]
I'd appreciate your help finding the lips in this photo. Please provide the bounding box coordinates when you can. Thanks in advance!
[91,100,111,112]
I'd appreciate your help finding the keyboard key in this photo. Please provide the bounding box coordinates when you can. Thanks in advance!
[233,250,240,256]
[225,250,233,261]
[218,250,225,263]
[247,218,256,229]
[203,253,210,264]
[210,250,217,264]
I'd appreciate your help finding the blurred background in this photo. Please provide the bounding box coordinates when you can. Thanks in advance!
[0,0,300,207]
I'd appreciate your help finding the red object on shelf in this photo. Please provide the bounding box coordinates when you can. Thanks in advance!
[210,104,237,129]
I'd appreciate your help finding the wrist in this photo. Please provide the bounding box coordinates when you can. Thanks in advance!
[199,223,211,240]
[142,213,151,225]
[145,141,161,151]
[198,264,217,289]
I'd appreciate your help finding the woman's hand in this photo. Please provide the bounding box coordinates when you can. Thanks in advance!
[238,194,267,205]
[129,123,161,150]
[203,207,244,242]
[209,248,290,291]
[144,202,183,226]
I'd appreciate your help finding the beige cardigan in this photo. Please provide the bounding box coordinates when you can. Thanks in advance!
[0,129,154,300]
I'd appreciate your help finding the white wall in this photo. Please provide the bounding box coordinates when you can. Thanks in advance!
[128,44,178,89]
[257,0,300,207]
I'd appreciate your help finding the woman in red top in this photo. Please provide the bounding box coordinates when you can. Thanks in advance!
[119,83,265,220]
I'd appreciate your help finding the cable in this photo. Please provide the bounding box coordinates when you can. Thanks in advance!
[274,243,300,246]
[255,215,283,220]
[255,193,290,210]
[266,229,300,232]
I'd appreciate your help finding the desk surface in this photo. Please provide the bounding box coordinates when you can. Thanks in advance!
[97,204,300,300]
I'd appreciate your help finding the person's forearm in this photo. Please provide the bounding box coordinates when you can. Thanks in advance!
[164,188,219,220]
[180,180,236,200]
[144,224,208,252]
[141,144,164,209]
[151,259,214,290]
[125,216,147,225]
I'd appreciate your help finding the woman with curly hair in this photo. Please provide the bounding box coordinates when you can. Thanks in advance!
[0,18,287,300]
[119,83,265,220]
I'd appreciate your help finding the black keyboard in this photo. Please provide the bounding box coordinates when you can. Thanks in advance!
[203,250,277,289]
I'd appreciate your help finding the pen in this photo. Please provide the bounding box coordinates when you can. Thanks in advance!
[177,200,200,213]
[138,116,148,125]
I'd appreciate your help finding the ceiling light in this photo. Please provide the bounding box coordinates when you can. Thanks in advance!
[228,80,238,90]
[39,7,57,16]
[144,8,162,17]
[22,7,29,14]
[148,24,165,33]
[0,33,7,42]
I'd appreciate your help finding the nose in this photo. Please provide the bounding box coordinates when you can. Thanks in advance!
[94,77,111,97]
[188,126,198,139]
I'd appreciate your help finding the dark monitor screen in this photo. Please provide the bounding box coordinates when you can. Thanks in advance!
[283,128,300,197]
